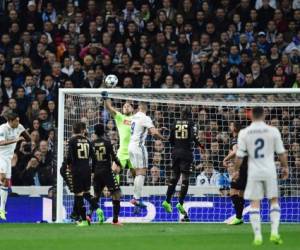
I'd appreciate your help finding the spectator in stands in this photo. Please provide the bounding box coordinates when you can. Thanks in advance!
[196,161,220,187]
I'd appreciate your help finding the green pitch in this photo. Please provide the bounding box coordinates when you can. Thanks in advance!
[0,223,299,250]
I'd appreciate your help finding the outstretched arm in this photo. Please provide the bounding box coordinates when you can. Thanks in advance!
[149,127,166,141]
[103,99,118,117]
[101,91,118,117]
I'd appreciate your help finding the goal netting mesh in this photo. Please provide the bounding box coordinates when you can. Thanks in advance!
[57,90,300,223]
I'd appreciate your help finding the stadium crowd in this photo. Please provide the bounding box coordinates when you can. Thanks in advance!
[0,0,299,188]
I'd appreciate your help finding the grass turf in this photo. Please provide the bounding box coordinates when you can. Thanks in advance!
[0,223,299,250]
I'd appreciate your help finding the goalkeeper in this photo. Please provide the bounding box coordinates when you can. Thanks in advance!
[102,91,134,183]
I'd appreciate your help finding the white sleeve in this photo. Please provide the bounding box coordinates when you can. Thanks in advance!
[236,130,248,158]
[274,128,285,154]
[0,126,6,141]
[143,116,154,129]
[196,175,202,186]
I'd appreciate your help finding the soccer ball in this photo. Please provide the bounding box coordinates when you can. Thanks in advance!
[104,74,118,88]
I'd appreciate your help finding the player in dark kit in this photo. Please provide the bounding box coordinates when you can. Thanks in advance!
[162,107,199,221]
[223,122,248,225]
[90,123,123,225]
[67,122,94,227]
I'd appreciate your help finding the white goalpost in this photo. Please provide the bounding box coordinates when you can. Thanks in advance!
[56,89,300,223]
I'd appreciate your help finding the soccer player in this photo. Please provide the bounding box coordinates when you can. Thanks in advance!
[90,123,123,225]
[129,102,165,211]
[235,107,288,245]
[162,107,199,221]
[66,122,94,227]
[0,112,31,220]
[102,91,134,182]
[223,122,247,225]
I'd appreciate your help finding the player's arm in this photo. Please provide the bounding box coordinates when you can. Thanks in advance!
[66,138,74,166]
[274,128,289,179]
[169,124,175,146]
[0,127,24,146]
[149,127,166,141]
[101,91,117,117]
[145,116,166,140]
[21,129,31,142]
[234,130,247,172]
[223,144,237,168]
[108,142,122,167]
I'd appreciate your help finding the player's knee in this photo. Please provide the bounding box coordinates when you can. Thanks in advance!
[112,190,121,200]
[182,178,189,187]
[230,188,239,196]
[0,177,9,187]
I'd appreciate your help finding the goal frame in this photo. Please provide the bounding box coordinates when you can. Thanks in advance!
[56,88,300,223]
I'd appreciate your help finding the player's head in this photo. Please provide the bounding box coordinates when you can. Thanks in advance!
[80,122,88,136]
[94,123,105,137]
[252,106,264,121]
[182,106,191,120]
[72,122,83,134]
[122,101,133,116]
[138,102,148,113]
[230,121,242,134]
[6,111,19,128]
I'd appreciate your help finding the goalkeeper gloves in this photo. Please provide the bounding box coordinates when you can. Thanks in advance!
[101,91,108,100]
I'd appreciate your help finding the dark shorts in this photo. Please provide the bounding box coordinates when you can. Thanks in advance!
[72,169,91,194]
[172,150,193,174]
[231,163,248,190]
[93,168,120,194]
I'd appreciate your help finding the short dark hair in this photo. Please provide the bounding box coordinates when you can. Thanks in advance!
[94,123,104,137]
[182,106,191,120]
[6,111,19,121]
[233,122,242,133]
[252,106,264,119]
[73,122,83,134]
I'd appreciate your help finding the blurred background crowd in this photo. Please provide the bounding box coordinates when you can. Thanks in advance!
[0,0,299,190]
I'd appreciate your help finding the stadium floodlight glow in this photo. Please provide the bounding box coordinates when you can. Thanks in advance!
[57,89,300,223]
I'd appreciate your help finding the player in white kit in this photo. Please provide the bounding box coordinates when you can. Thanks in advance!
[235,107,288,246]
[128,102,165,211]
[0,112,31,220]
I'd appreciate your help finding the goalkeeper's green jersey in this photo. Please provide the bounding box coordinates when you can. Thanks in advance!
[114,112,132,160]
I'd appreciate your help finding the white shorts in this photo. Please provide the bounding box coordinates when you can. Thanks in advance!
[128,144,148,169]
[0,157,11,179]
[244,178,279,200]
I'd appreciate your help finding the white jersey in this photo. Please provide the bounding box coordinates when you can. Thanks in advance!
[236,121,285,180]
[0,122,25,160]
[129,111,154,146]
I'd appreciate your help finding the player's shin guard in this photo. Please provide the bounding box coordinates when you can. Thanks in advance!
[112,200,120,223]
[83,192,99,212]
[270,204,280,236]
[249,208,262,238]
[133,175,145,200]
[75,196,86,221]
[231,195,243,219]
[0,186,8,211]
[166,174,180,203]
[179,178,189,206]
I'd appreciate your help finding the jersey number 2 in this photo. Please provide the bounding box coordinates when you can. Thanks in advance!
[254,138,264,159]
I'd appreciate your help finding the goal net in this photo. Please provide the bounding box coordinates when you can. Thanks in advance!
[56,89,300,223]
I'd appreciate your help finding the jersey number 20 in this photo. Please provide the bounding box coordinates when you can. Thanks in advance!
[77,143,89,159]
[254,138,264,159]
